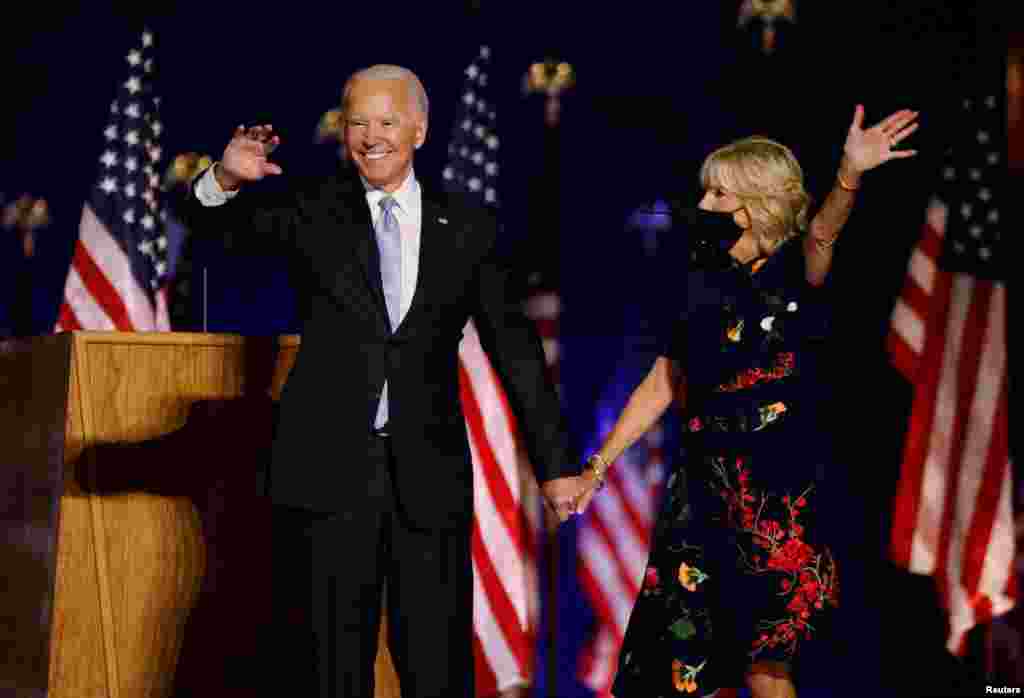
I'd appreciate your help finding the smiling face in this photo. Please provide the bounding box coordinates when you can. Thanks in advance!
[342,76,426,192]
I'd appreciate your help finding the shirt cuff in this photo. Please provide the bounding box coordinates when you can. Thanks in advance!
[194,164,239,206]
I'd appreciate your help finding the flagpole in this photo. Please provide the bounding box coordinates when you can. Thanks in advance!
[163,152,213,332]
[523,57,573,698]
[543,105,561,698]
[3,196,49,336]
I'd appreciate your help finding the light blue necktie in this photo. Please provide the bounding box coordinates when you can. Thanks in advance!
[374,195,401,428]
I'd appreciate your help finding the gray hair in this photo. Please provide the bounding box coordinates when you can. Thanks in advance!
[341,64,429,122]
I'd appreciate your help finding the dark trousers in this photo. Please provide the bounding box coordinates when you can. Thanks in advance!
[293,433,473,698]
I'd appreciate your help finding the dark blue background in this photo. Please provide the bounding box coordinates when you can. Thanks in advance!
[2,3,992,696]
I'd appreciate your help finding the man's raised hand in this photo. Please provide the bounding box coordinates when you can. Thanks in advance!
[215,123,283,191]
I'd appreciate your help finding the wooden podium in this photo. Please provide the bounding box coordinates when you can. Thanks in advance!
[0,331,401,698]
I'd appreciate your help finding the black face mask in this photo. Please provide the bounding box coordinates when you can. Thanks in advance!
[670,205,744,272]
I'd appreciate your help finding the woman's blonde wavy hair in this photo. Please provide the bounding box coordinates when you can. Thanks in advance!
[699,136,811,255]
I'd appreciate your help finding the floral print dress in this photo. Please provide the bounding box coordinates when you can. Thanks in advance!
[612,237,840,697]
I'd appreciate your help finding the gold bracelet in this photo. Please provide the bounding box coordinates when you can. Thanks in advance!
[586,453,609,489]
[837,172,859,192]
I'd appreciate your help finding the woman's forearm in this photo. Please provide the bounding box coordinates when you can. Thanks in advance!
[804,155,861,286]
[592,357,679,467]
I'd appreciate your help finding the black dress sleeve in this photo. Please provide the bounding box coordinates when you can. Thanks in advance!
[660,263,729,365]
[660,314,688,364]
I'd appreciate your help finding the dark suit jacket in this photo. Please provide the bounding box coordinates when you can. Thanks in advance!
[180,168,575,529]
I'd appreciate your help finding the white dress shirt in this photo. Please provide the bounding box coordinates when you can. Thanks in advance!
[359,169,422,324]
[195,165,424,428]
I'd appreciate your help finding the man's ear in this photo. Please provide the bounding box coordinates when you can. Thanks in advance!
[414,120,427,150]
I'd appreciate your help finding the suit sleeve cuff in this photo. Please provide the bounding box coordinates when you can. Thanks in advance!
[194,164,238,206]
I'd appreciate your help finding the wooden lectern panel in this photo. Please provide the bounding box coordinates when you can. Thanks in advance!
[70,335,230,696]
[0,336,75,698]
[51,334,244,698]
[1,332,400,698]
[47,343,109,698]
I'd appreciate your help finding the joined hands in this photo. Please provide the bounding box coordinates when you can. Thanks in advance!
[541,469,603,526]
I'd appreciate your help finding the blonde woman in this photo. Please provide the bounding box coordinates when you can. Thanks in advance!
[572,107,918,698]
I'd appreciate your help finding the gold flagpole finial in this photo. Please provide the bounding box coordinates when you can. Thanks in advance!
[3,195,50,258]
[523,59,575,126]
[738,0,797,54]
[314,108,346,160]
[315,109,344,144]
[164,152,214,190]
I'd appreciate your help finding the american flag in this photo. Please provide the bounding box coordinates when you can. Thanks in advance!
[55,28,170,332]
[444,44,548,696]
[887,55,1015,655]
[576,395,666,696]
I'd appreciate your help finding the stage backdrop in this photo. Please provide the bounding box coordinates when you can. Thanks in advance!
[1,4,1006,698]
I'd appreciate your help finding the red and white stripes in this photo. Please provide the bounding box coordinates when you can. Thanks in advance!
[55,203,169,332]
[460,320,544,695]
[888,198,1015,654]
[577,424,665,696]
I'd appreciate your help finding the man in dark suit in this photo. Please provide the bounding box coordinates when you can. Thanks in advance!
[180,64,583,697]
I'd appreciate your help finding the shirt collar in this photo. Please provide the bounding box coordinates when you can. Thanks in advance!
[360,168,418,214]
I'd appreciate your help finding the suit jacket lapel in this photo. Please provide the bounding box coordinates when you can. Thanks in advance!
[329,174,448,337]
[394,191,445,337]
[345,182,389,321]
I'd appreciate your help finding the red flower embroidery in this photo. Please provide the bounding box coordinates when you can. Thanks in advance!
[767,538,815,573]
[712,467,840,659]
[714,352,796,393]
[756,520,784,550]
